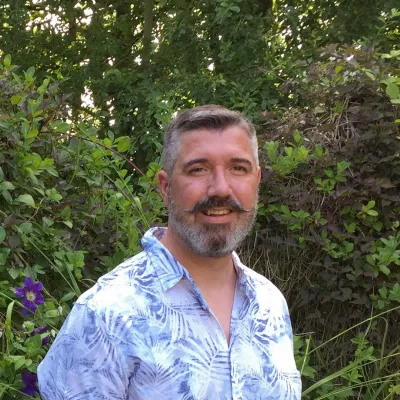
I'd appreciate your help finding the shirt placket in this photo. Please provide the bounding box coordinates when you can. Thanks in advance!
[229,280,249,400]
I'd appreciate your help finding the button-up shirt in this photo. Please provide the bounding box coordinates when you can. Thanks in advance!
[38,228,301,399]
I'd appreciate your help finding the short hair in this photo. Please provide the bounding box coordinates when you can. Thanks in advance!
[162,105,259,175]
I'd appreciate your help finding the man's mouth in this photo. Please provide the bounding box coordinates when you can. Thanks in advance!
[203,209,232,216]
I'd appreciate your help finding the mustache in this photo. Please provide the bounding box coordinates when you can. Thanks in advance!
[183,197,255,213]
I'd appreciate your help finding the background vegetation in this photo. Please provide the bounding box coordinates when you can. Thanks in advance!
[0,0,399,398]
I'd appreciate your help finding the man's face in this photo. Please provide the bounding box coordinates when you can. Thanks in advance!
[158,126,261,258]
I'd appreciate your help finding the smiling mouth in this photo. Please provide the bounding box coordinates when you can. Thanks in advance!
[203,209,232,216]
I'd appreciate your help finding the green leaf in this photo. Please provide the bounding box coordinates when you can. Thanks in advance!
[344,242,354,253]
[344,222,356,233]
[60,206,71,220]
[0,181,15,191]
[117,136,131,152]
[25,66,35,78]
[103,138,112,147]
[63,220,73,228]
[15,194,35,207]
[280,205,290,215]
[52,121,70,132]
[389,283,400,302]
[11,95,21,105]
[60,292,76,302]
[5,301,14,349]
[379,264,390,275]
[45,188,62,201]
[314,144,323,158]
[25,128,39,139]
[42,217,54,227]
[337,161,350,172]
[25,334,42,353]
[3,54,11,68]
[45,309,59,318]
[386,83,400,99]
[335,65,343,74]
[0,227,6,242]
[293,130,302,143]
[378,287,387,298]
[107,130,115,142]
[230,5,240,13]
[266,141,278,163]
[8,267,21,280]
[2,189,14,204]
[366,200,375,209]
[365,70,375,80]
[14,356,26,370]
[0,247,11,265]
[366,255,375,265]
[366,210,378,216]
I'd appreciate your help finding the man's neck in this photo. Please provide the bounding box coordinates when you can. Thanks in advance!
[160,227,237,291]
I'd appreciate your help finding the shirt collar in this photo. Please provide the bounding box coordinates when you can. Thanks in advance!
[141,227,187,292]
[142,227,251,293]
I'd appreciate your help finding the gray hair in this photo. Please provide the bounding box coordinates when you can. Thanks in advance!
[161,105,259,175]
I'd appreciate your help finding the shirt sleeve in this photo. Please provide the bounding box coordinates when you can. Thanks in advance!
[38,303,129,400]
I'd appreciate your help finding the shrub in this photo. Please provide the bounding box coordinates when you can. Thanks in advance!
[249,44,400,397]
[0,56,163,398]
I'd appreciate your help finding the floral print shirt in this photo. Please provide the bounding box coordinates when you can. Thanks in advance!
[38,227,301,400]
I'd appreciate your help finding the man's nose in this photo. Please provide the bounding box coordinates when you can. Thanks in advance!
[207,169,232,198]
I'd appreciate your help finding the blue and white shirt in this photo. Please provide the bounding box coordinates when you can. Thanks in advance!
[38,228,301,400]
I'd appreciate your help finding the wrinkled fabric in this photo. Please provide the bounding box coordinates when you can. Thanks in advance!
[38,227,301,400]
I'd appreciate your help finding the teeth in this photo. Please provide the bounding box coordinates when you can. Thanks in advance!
[205,209,231,216]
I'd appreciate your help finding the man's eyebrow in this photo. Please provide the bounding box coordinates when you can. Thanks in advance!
[231,157,253,168]
[183,157,254,170]
[183,158,209,169]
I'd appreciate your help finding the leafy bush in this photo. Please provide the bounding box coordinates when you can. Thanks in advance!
[0,56,163,398]
[250,43,400,397]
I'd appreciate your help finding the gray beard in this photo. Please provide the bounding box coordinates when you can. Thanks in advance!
[167,190,257,258]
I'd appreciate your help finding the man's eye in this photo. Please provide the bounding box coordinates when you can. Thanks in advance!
[232,165,247,172]
[189,167,205,173]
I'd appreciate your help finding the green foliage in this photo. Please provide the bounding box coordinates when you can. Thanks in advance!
[0,57,163,398]
[295,307,400,399]
[256,41,400,398]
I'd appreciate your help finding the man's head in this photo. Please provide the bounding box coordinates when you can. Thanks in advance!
[158,105,260,258]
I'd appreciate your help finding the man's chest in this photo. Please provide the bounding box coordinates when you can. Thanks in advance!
[116,281,301,400]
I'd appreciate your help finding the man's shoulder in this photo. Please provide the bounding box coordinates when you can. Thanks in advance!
[240,263,288,304]
[75,250,153,312]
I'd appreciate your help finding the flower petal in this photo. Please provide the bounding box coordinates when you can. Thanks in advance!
[14,287,25,298]
[42,336,51,346]
[24,276,34,290]
[32,281,44,292]
[32,325,48,335]
[21,386,37,397]
[22,299,37,313]
[35,292,45,305]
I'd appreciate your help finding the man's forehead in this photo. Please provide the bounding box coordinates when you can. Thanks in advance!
[179,130,253,156]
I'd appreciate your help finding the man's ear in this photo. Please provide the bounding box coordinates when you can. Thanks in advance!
[157,170,169,206]
[257,166,261,184]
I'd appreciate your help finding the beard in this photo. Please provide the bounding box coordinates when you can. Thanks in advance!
[167,187,258,258]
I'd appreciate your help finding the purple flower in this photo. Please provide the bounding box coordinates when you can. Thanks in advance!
[21,371,39,397]
[28,325,50,346]
[42,336,51,346]
[31,325,48,335]
[14,277,44,315]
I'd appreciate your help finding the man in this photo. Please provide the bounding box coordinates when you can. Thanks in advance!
[38,105,301,399]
